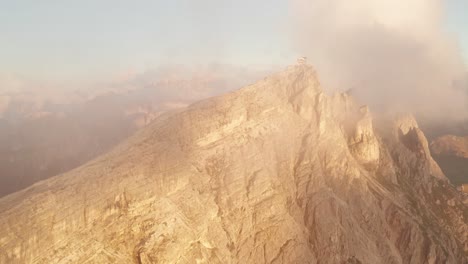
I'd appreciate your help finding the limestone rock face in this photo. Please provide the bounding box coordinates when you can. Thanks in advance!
[348,106,380,166]
[394,114,446,180]
[0,65,467,264]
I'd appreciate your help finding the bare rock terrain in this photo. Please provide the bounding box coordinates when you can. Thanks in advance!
[0,67,263,198]
[0,64,467,263]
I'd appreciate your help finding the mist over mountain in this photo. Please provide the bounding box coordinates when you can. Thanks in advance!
[0,64,466,263]
[0,65,271,198]
[290,0,468,121]
[0,1,467,263]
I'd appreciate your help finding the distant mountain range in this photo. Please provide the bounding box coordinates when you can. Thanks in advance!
[431,135,468,186]
[0,66,269,197]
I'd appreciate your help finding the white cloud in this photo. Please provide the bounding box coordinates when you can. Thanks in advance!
[290,0,467,120]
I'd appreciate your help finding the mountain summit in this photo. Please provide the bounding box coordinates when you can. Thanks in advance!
[0,64,467,263]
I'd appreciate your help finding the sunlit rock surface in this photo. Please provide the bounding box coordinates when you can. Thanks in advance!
[348,106,380,166]
[0,65,467,263]
[394,114,447,181]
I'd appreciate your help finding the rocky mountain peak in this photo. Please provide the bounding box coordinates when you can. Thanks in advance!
[392,113,446,180]
[263,63,322,117]
[0,65,466,263]
[394,113,419,135]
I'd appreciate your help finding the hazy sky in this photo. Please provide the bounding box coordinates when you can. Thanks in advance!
[446,0,468,60]
[0,0,466,82]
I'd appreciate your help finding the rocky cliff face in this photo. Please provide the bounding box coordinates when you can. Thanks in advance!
[0,64,467,263]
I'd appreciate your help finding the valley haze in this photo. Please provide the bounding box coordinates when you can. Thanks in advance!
[0,0,467,264]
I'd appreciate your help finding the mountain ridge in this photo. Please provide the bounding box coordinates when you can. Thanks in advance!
[0,64,467,263]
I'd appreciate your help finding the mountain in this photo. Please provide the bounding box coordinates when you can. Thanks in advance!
[431,135,468,159]
[0,67,266,198]
[0,64,467,263]
[430,135,468,186]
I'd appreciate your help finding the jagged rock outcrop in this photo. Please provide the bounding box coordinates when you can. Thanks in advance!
[0,64,467,264]
[394,114,446,181]
[348,106,380,166]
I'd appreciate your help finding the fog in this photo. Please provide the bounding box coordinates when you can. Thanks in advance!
[290,0,468,121]
[0,64,273,198]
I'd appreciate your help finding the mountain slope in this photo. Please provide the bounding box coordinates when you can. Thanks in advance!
[0,66,264,198]
[432,135,468,159]
[0,64,467,263]
[430,135,468,186]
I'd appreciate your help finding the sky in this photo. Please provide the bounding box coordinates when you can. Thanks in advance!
[447,0,468,61]
[0,0,291,82]
[0,0,466,83]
